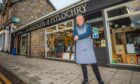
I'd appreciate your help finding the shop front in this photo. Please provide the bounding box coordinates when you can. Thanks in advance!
[104,0,140,66]
[11,0,132,66]
[43,1,108,64]
[43,0,129,64]
[45,12,108,64]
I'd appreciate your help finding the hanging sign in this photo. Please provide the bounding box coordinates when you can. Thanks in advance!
[12,16,21,23]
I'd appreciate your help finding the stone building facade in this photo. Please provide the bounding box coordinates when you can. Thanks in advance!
[0,0,55,58]
[30,29,45,58]
[13,0,54,28]
[12,0,54,58]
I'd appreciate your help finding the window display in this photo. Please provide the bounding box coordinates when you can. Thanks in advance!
[109,18,140,65]
[105,0,140,65]
[45,20,75,60]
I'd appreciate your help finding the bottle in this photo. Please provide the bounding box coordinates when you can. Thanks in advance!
[130,55,134,64]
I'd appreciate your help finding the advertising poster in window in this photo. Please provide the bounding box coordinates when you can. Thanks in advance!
[115,45,125,54]
[92,27,99,39]
[126,44,136,54]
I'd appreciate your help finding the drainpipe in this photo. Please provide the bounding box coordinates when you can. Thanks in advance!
[4,26,10,52]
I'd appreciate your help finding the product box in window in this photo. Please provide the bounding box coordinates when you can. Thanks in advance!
[71,53,75,60]
[115,45,125,55]
[112,54,118,63]
[113,54,127,64]
[63,53,70,60]
[126,54,138,64]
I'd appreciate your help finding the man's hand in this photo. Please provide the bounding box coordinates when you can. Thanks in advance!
[74,35,79,41]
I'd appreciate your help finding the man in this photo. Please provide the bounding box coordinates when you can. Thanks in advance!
[73,14,104,84]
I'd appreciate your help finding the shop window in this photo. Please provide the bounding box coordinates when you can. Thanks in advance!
[58,23,65,30]
[105,0,140,65]
[109,16,140,65]
[66,21,73,28]
[45,20,75,60]
[90,21,106,47]
[46,30,74,60]
[107,1,140,18]
[107,7,128,18]
[58,21,73,30]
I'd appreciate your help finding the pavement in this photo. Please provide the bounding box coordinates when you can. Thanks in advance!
[0,65,25,84]
[0,52,140,84]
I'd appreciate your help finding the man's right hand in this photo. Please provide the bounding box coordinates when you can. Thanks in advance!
[74,35,79,41]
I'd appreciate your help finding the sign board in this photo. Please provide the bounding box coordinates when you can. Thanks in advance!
[12,16,21,23]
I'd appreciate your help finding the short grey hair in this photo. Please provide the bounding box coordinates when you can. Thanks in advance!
[76,14,84,20]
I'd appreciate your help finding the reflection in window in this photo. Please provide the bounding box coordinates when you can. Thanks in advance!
[66,21,73,28]
[47,26,56,32]
[107,1,140,18]
[58,23,65,30]
[107,7,128,18]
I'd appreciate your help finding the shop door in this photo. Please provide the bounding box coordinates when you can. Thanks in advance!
[86,18,108,65]
[20,34,27,56]
[16,36,21,55]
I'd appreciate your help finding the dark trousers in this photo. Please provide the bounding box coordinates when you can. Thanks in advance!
[81,63,101,81]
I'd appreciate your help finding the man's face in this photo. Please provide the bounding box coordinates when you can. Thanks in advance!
[76,16,84,26]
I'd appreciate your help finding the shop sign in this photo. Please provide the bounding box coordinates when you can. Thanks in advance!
[16,29,27,35]
[12,16,21,23]
[27,3,87,32]
[92,27,99,39]
[28,21,46,32]
[46,3,87,25]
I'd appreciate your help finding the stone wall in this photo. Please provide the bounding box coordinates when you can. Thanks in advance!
[30,29,45,58]
[13,0,54,28]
